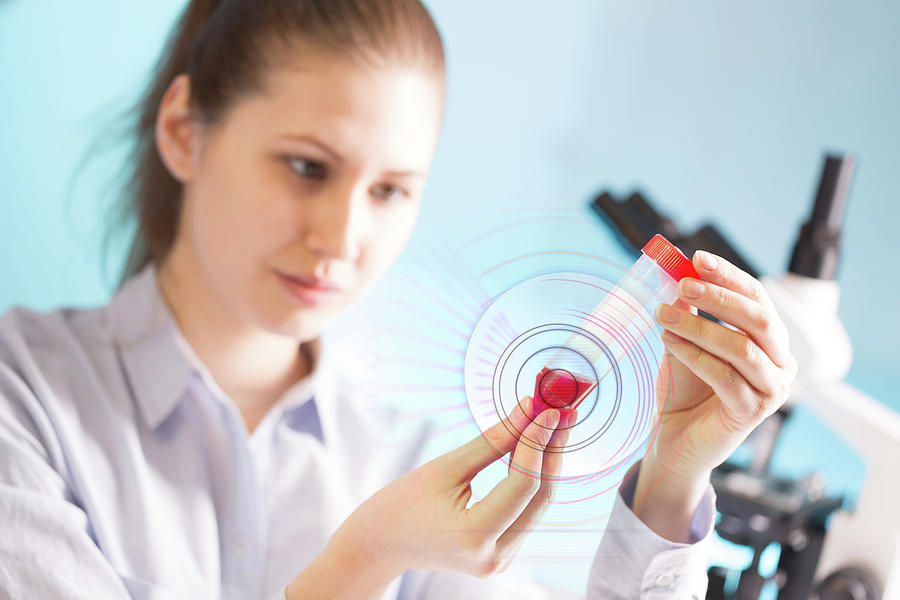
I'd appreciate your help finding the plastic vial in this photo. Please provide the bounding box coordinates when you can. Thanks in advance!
[531,234,701,418]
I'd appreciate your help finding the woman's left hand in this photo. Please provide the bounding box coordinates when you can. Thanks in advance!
[632,250,799,542]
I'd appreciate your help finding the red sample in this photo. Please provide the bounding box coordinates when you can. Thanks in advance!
[531,366,596,421]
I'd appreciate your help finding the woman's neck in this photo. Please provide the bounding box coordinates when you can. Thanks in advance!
[155,245,311,433]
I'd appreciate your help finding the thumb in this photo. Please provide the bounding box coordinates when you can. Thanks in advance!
[441,395,534,482]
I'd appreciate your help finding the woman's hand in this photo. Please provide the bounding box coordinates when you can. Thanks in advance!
[286,397,576,599]
[633,250,799,542]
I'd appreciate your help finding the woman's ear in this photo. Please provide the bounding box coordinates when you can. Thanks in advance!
[155,74,201,183]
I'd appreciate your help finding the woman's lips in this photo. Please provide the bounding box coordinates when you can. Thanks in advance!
[276,271,341,306]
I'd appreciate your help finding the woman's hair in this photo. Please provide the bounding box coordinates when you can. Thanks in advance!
[113,0,445,287]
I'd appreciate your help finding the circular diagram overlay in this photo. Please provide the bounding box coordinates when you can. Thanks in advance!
[464,272,660,479]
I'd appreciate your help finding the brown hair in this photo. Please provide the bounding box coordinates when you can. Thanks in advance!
[113,0,445,287]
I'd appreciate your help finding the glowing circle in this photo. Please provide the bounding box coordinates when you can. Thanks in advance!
[464,272,661,478]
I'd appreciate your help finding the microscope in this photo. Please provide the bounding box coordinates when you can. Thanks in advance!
[591,154,900,599]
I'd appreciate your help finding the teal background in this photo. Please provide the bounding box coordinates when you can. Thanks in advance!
[2,1,897,597]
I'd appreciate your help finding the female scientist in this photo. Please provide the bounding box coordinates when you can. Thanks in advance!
[0,1,797,598]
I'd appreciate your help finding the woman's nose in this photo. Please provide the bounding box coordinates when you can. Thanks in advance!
[303,186,365,261]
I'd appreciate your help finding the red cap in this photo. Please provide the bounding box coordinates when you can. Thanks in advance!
[641,234,701,282]
[531,366,597,417]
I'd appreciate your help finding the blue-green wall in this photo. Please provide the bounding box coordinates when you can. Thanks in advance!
[2,1,896,596]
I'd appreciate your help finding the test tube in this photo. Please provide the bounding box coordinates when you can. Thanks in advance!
[532,234,701,417]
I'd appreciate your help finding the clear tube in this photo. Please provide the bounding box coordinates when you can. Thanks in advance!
[534,237,693,415]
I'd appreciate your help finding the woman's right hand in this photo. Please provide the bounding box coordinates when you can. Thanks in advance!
[286,396,575,599]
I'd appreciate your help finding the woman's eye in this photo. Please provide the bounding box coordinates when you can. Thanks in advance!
[371,183,407,203]
[287,157,327,180]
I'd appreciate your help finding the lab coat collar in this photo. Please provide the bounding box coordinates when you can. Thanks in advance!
[108,262,193,431]
[108,262,326,438]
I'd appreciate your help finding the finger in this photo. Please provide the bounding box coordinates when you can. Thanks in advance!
[508,407,574,476]
[661,330,773,429]
[444,395,534,482]
[655,302,782,396]
[692,250,774,309]
[496,409,575,558]
[671,297,697,315]
[656,345,697,414]
[466,408,560,535]
[675,278,791,367]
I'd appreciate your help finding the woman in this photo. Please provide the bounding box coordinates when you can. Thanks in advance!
[0,1,797,598]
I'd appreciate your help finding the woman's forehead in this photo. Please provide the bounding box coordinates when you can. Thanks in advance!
[223,57,443,168]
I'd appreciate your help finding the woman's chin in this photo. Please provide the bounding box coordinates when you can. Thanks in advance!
[252,300,341,341]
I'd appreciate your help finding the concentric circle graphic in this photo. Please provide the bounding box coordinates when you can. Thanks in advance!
[497,323,622,453]
[464,272,662,479]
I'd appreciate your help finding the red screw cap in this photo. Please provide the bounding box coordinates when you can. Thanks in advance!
[539,369,579,409]
[531,366,596,421]
[641,234,701,282]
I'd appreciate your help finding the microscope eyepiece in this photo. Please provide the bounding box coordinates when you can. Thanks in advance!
[788,154,856,280]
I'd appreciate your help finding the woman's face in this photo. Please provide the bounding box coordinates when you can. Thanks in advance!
[166,52,443,340]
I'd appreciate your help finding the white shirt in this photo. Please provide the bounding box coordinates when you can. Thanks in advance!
[0,263,715,599]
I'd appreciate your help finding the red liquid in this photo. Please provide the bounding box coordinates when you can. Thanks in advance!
[531,366,596,421]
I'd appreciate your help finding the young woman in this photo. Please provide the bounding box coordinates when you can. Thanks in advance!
[0,1,797,598]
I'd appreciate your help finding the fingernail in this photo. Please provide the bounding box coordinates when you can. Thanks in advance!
[679,278,703,299]
[655,303,679,324]
[522,396,533,418]
[661,329,682,344]
[697,251,717,271]
[559,409,577,427]
[540,409,560,428]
